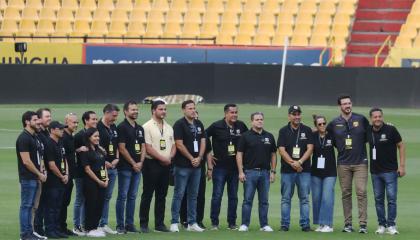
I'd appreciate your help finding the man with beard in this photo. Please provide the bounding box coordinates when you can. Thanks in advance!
[327,95,369,233]
[116,101,146,234]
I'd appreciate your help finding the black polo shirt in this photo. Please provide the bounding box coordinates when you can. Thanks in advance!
[81,148,107,181]
[173,117,206,168]
[16,130,41,181]
[367,124,402,174]
[311,131,337,178]
[45,137,66,188]
[327,113,369,165]
[74,129,87,178]
[38,129,49,148]
[277,123,314,173]
[117,118,145,171]
[97,120,119,163]
[237,129,276,170]
[62,130,76,179]
[206,119,248,170]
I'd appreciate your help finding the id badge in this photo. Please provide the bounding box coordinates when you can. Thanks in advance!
[100,168,106,180]
[109,142,114,156]
[135,140,141,154]
[227,142,236,156]
[372,147,377,160]
[292,146,301,159]
[160,139,166,150]
[60,160,66,174]
[317,155,325,169]
[193,140,199,153]
[345,137,352,149]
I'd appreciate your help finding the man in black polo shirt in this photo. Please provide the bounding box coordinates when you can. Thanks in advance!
[116,100,146,234]
[44,121,69,239]
[367,108,406,235]
[206,103,248,230]
[170,100,206,233]
[72,111,98,236]
[58,113,78,236]
[236,112,277,232]
[97,104,120,234]
[278,105,314,232]
[17,111,47,240]
[327,95,369,233]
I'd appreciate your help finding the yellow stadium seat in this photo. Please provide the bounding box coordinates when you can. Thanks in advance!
[57,8,75,21]
[0,19,19,35]
[145,22,164,37]
[240,11,257,24]
[62,0,79,11]
[203,11,221,24]
[238,23,255,36]
[220,22,237,35]
[166,10,184,23]
[276,23,293,35]
[222,11,240,24]
[331,24,349,38]
[130,8,147,22]
[164,22,182,36]
[299,0,317,15]
[90,20,109,36]
[201,22,219,37]
[93,8,111,22]
[50,35,69,43]
[184,11,202,24]
[207,0,225,13]
[37,19,55,34]
[4,7,22,21]
[259,13,276,24]
[97,0,115,11]
[331,36,347,49]
[253,34,272,45]
[80,0,98,11]
[333,48,343,65]
[217,33,234,45]
[0,0,7,11]
[319,1,336,15]
[73,19,91,35]
[75,8,93,21]
[189,0,206,13]
[134,0,152,12]
[333,13,351,25]
[109,20,127,35]
[294,24,313,38]
[281,0,299,14]
[43,0,61,11]
[15,32,34,42]
[312,23,331,37]
[337,1,355,15]
[54,20,73,35]
[111,9,129,22]
[258,23,275,36]
[295,13,313,25]
[394,36,412,48]
[291,34,308,46]
[399,24,417,38]
[171,0,188,13]
[26,0,43,10]
[32,33,50,42]
[19,19,37,33]
[39,8,57,21]
[123,35,142,44]
[8,0,25,10]
[154,0,170,12]
[262,0,281,14]
[226,0,243,14]
[104,32,124,43]
[127,20,146,35]
[68,33,86,42]
[309,35,328,46]
[115,0,133,11]
[243,0,262,14]
[405,13,420,28]
[412,36,420,47]
[315,12,332,25]
[182,22,201,37]
[272,33,290,46]
[277,11,294,24]
[235,33,253,45]
[147,10,165,23]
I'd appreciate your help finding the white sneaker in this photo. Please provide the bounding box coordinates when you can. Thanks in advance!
[99,225,117,234]
[238,225,249,232]
[387,226,399,235]
[260,225,273,232]
[73,226,86,236]
[86,229,106,237]
[315,225,324,232]
[187,223,205,232]
[33,231,48,239]
[170,223,179,232]
[320,225,334,233]
[211,225,219,230]
[375,225,386,234]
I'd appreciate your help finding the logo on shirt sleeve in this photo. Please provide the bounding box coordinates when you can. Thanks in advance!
[300,133,307,140]
[353,121,359,127]
[264,137,271,144]
[326,139,333,146]
[380,134,388,142]
[138,130,143,138]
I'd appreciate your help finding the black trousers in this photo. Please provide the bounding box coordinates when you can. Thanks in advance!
[59,178,73,230]
[139,158,170,227]
[180,165,206,224]
[83,177,105,231]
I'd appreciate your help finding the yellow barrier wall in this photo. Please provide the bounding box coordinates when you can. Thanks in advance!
[0,43,83,64]
[385,48,420,67]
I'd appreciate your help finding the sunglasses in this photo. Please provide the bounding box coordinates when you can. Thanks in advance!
[317,122,326,126]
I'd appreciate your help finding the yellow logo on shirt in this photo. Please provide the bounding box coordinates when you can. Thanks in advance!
[353,121,359,127]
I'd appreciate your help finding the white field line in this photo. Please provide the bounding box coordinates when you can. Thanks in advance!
[0,128,20,132]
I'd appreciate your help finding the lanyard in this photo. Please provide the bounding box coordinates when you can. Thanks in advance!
[371,130,376,147]
[226,122,235,143]
[107,127,114,141]
[319,135,326,149]
[159,122,164,137]
[290,125,300,146]
[190,120,197,140]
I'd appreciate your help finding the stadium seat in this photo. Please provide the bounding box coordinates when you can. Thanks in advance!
[145,21,164,37]
[225,0,243,14]
[4,7,22,21]
[281,0,299,14]
[238,23,256,36]
[164,22,182,37]
[115,0,134,12]
[240,11,257,25]
[259,13,276,24]
[299,0,318,16]
[235,33,253,45]
[399,24,418,38]
[73,19,92,35]
[222,11,240,24]
[147,10,166,23]
[276,22,293,35]
[277,11,295,25]
[257,22,276,36]
[253,34,272,45]
[57,8,75,21]
[54,19,74,35]
[130,8,148,22]
[43,0,61,11]
[333,13,351,25]
[80,0,98,11]
[7,0,26,10]
[315,12,333,25]
[413,36,420,47]
[182,22,201,37]
[134,0,152,12]
[62,0,80,11]
[295,13,314,25]
[262,0,281,14]
[105,32,124,43]
[19,19,37,33]
[217,33,234,45]
[166,10,184,23]
[75,8,94,21]
[220,22,238,35]
[37,19,56,34]
[189,0,206,13]
[203,11,221,24]
[32,32,50,42]
[200,22,219,37]
[405,13,420,28]
[331,36,347,49]
[26,0,43,10]
[21,8,39,22]
[111,9,129,22]
[272,33,290,46]
[93,8,111,22]
[337,1,356,15]
[0,19,19,36]
[312,23,331,37]
[184,11,202,24]
[309,35,328,46]
[171,0,188,13]
[39,8,57,21]
[109,20,128,35]
[291,34,309,46]
[0,0,7,11]
[331,24,349,38]
[207,0,225,13]
[154,0,170,12]
[319,1,337,15]
[393,36,413,48]
[243,0,262,14]
[15,31,35,42]
[97,0,115,11]
[126,20,146,37]
[90,20,109,36]
[294,23,312,37]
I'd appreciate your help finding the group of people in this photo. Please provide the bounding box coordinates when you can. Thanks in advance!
[16,95,406,240]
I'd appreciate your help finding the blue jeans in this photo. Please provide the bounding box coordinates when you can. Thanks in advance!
[73,178,85,227]
[311,176,336,226]
[281,172,311,228]
[45,187,65,234]
[241,169,270,227]
[100,168,117,227]
[372,171,398,227]
[210,168,239,226]
[116,170,141,228]
[171,166,201,225]
[20,179,39,237]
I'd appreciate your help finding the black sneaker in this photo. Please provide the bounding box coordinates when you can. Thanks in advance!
[227,224,238,230]
[302,226,312,232]
[280,226,289,232]
[197,222,206,229]
[62,228,76,236]
[154,225,170,232]
[125,225,139,233]
[45,231,60,239]
[116,226,127,234]
[34,227,45,236]
[55,230,69,238]
[182,222,188,229]
[140,225,150,233]
[359,225,368,234]
[342,224,354,233]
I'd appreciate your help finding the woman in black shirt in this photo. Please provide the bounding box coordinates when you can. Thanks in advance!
[311,115,337,233]
[81,128,108,237]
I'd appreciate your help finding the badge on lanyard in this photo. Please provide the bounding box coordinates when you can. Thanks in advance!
[345,135,352,150]
[109,141,114,156]
[60,158,66,174]
[227,141,235,156]
[372,146,377,160]
[135,139,141,154]
[292,145,301,159]
[160,139,166,150]
[100,166,106,180]
[317,155,325,169]
[193,140,199,153]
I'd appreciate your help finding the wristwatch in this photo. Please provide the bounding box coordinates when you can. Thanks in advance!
[270,170,276,174]
[207,168,213,171]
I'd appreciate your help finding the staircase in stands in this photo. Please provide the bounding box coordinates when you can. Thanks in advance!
[344,0,414,67]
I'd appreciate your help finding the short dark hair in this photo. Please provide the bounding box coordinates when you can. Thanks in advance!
[250,112,264,120]
[337,94,351,105]
[82,111,96,125]
[181,100,195,109]
[22,111,38,128]
[312,114,327,127]
[36,108,51,118]
[224,103,237,112]
[369,107,383,117]
[103,104,120,114]
[151,100,166,111]
[123,100,137,112]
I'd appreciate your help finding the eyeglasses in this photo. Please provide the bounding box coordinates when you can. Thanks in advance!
[317,122,326,126]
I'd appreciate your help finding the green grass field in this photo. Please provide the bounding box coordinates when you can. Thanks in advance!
[1,104,418,240]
